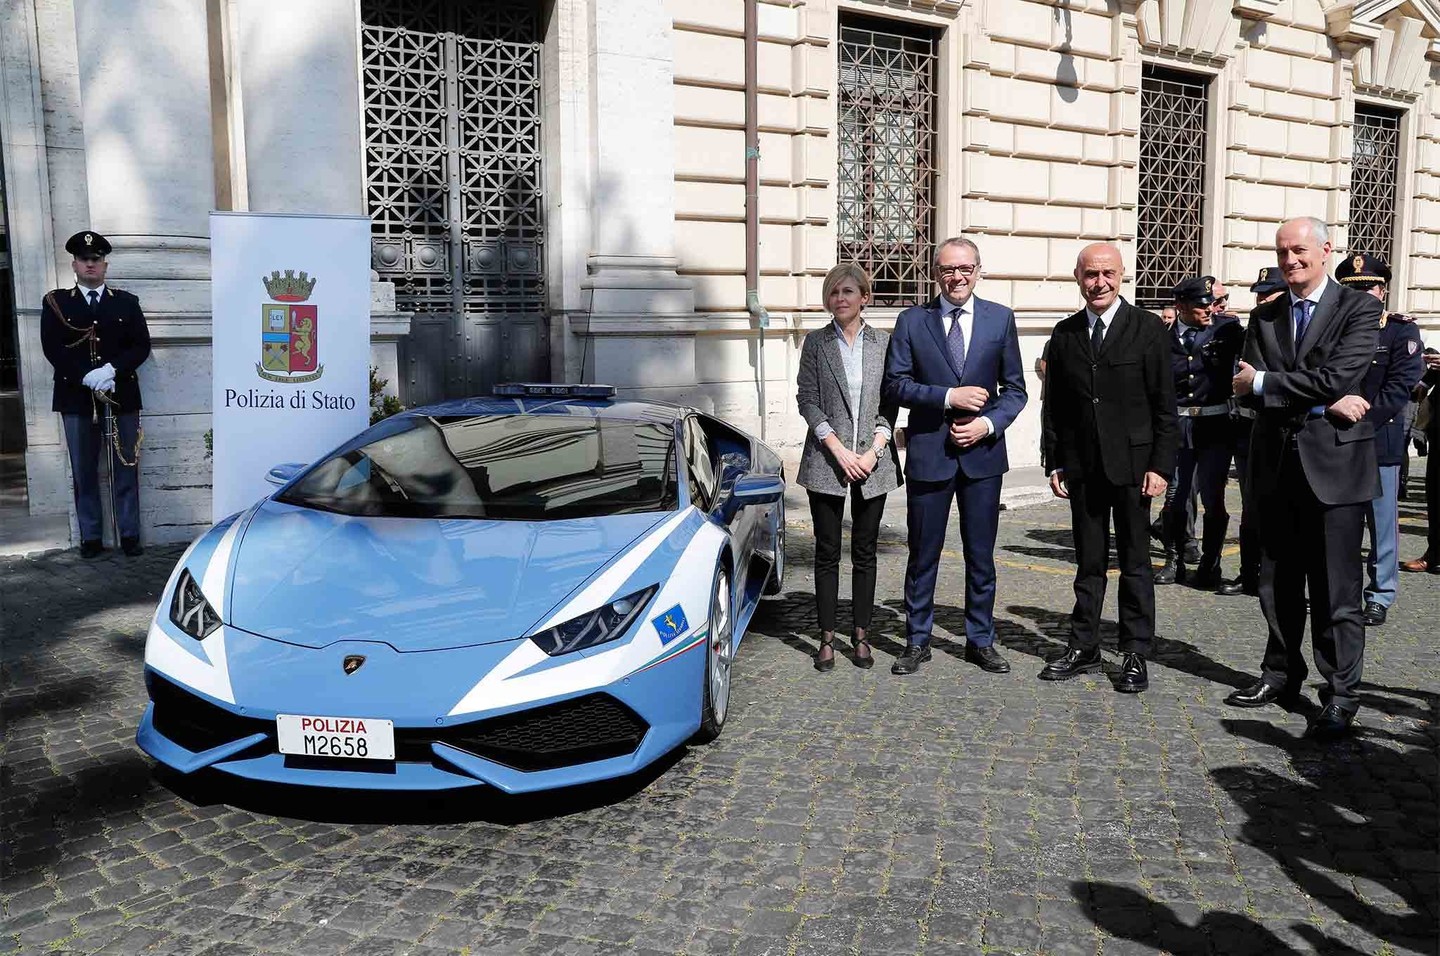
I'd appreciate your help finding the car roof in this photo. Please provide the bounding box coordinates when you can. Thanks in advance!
[404,395,695,425]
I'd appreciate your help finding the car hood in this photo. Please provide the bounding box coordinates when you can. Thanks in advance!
[224,501,670,651]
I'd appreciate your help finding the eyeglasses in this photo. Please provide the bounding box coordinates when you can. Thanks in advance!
[1212,296,1229,307]
[937,265,978,278]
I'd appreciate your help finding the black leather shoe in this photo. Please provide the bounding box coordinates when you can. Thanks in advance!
[891,643,931,675]
[121,536,143,557]
[1189,560,1221,590]
[1039,646,1102,681]
[1305,703,1355,739]
[1217,575,1258,596]
[1223,680,1299,709]
[964,643,1010,674]
[814,640,835,672]
[1362,601,1387,626]
[1153,557,1179,585]
[80,539,104,558]
[1115,653,1148,693]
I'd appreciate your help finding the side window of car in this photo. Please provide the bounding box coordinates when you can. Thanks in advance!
[684,418,717,511]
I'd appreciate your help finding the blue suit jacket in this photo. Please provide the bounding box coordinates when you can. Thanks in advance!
[883,295,1029,482]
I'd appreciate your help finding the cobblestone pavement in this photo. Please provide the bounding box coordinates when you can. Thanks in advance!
[3,484,1437,956]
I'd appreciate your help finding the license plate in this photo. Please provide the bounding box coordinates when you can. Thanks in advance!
[276,714,395,761]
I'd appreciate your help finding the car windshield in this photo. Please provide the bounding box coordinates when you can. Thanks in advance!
[276,413,678,520]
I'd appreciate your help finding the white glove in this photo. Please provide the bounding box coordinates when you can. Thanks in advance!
[82,363,116,392]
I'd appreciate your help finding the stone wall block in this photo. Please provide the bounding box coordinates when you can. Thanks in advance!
[792,41,829,95]
[675,30,743,86]
[757,2,800,41]
[676,126,745,179]
[670,0,744,34]
[676,85,747,126]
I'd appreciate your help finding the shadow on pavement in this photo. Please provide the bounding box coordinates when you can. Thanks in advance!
[1,750,157,879]
[1211,718,1438,954]
[1003,602,1263,693]
[152,747,689,828]
[1076,880,1373,955]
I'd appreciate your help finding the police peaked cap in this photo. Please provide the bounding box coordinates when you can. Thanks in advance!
[1172,275,1216,305]
[1250,266,1287,296]
[1335,251,1390,286]
[65,230,112,258]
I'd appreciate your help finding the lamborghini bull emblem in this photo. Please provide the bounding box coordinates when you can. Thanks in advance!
[343,655,366,676]
[257,270,325,384]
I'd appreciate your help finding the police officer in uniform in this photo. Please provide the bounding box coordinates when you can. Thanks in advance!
[1155,276,1244,588]
[39,231,150,557]
[1335,253,1424,625]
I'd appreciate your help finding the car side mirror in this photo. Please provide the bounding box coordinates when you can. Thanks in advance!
[719,473,785,521]
[265,462,308,487]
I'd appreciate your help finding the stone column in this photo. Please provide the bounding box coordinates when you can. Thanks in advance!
[236,0,364,215]
[235,0,409,407]
[72,0,215,311]
[582,0,694,316]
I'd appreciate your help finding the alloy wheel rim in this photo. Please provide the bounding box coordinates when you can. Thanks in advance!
[709,577,732,724]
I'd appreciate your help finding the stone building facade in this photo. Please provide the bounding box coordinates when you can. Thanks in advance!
[1,0,1436,544]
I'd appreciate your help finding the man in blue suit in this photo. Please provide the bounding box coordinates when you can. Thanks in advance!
[882,237,1029,675]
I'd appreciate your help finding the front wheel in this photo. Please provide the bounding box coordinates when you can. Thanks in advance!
[693,566,733,743]
[762,498,785,596]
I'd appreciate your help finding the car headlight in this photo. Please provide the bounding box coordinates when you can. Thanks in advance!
[530,585,658,657]
[169,569,221,640]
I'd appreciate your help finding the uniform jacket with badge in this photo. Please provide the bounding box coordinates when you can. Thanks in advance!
[1170,313,1244,449]
[1359,313,1425,467]
[795,323,902,498]
[1041,300,1178,486]
[40,286,151,414]
[1239,279,1381,506]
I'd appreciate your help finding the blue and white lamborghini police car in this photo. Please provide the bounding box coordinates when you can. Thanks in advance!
[137,384,786,793]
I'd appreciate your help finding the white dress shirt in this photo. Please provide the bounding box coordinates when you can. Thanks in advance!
[1084,297,1123,345]
[76,282,107,304]
[940,295,995,436]
[1252,276,1329,396]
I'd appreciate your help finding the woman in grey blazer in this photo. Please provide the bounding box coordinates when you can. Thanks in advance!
[796,263,902,670]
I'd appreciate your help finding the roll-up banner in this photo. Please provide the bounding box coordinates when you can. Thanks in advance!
[210,212,371,521]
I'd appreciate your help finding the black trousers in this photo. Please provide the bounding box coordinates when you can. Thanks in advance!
[808,487,887,633]
[1233,427,1261,581]
[1165,434,1231,564]
[1427,446,1440,562]
[1067,474,1156,656]
[1257,443,1367,710]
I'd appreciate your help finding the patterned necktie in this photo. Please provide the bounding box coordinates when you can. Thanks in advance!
[1090,315,1105,354]
[1293,299,1313,345]
[947,307,966,376]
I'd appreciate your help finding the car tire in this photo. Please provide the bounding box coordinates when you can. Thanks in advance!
[693,565,733,744]
[761,498,785,596]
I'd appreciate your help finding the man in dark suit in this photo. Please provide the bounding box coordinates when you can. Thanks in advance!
[1040,243,1177,693]
[39,231,151,557]
[882,237,1029,676]
[1225,217,1382,739]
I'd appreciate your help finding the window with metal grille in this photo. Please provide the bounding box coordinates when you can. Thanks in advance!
[1350,104,1401,264]
[1136,65,1209,309]
[837,15,938,308]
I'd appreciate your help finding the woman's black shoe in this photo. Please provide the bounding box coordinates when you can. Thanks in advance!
[814,639,835,672]
[852,637,875,669]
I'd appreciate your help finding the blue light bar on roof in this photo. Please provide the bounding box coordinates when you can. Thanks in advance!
[492,383,617,399]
